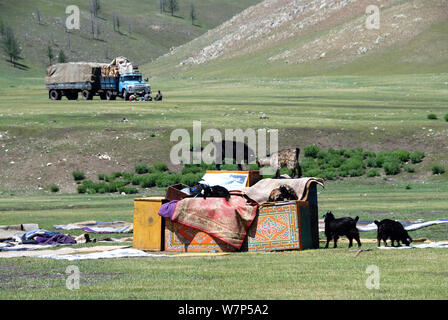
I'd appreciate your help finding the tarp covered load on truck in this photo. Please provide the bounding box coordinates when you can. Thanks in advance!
[45,62,107,85]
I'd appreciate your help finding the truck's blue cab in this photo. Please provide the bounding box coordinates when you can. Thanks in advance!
[119,73,151,98]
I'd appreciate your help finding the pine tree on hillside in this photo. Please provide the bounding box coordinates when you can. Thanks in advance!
[168,0,179,16]
[35,7,41,25]
[58,49,66,63]
[112,13,116,32]
[66,33,71,50]
[159,0,166,14]
[116,14,120,32]
[90,0,101,17]
[112,13,121,33]
[96,21,101,39]
[89,1,97,38]
[190,3,197,25]
[47,43,54,65]
[90,14,95,39]
[1,26,22,67]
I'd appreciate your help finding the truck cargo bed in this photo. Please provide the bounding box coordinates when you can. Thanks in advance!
[46,82,92,90]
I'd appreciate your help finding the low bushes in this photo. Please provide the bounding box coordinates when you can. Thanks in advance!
[394,150,410,162]
[118,187,138,194]
[410,151,425,164]
[304,145,320,158]
[74,160,213,195]
[301,145,426,180]
[72,171,85,181]
[49,184,60,193]
[383,159,401,175]
[367,169,380,177]
[153,162,168,172]
[135,164,149,174]
[181,173,202,187]
[155,173,182,187]
[73,147,430,191]
[432,164,446,175]
[182,164,203,175]
[139,173,160,188]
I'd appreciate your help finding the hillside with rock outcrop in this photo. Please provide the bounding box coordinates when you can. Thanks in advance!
[146,0,448,77]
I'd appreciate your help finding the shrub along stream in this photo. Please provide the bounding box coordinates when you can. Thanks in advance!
[72,146,428,194]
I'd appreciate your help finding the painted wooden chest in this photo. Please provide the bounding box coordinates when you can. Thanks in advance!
[164,200,316,252]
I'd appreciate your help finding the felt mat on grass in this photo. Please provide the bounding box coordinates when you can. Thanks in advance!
[54,221,133,233]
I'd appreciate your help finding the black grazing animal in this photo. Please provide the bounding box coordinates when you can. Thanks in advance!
[214,140,256,171]
[374,219,412,247]
[323,211,361,248]
[188,184,231,201]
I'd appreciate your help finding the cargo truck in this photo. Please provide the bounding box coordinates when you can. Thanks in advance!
[45,62,151,100]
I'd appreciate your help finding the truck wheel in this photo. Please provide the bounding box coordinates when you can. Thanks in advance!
[82,90,93,100]
[106,91,116,100]
[49,90,62,101]
[66,91,79,100]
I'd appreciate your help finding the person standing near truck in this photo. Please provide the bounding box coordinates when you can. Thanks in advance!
[154,90,163,101]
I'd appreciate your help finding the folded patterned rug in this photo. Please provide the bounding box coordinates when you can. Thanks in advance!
[241,177,324,204]
[171,193,258,250]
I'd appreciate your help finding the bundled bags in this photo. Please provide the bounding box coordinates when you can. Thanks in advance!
[109,56,134,75]
[101,65,120,77]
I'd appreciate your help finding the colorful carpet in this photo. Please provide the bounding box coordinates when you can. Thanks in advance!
[172,193,258,250]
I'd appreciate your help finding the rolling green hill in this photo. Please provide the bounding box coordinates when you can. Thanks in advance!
[144,0,448,78]
[0,0,261,77]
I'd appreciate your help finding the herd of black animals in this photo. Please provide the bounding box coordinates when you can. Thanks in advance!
[194,140,413,248]
[323,211,413,248]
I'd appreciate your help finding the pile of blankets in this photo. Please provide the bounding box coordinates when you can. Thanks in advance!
[19,229,76,245]
[0,224,79,251]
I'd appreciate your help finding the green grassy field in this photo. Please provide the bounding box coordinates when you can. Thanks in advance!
[1,246,447,299]
[1,0,448,302]
[1,72,448,299]
[1,73,447,193]
[0,180,447,299]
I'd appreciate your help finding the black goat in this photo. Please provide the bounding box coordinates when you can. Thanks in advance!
[214,140,256,171]
[323,211,361,248]
[188,184,231,202]
[374,219,412,247]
